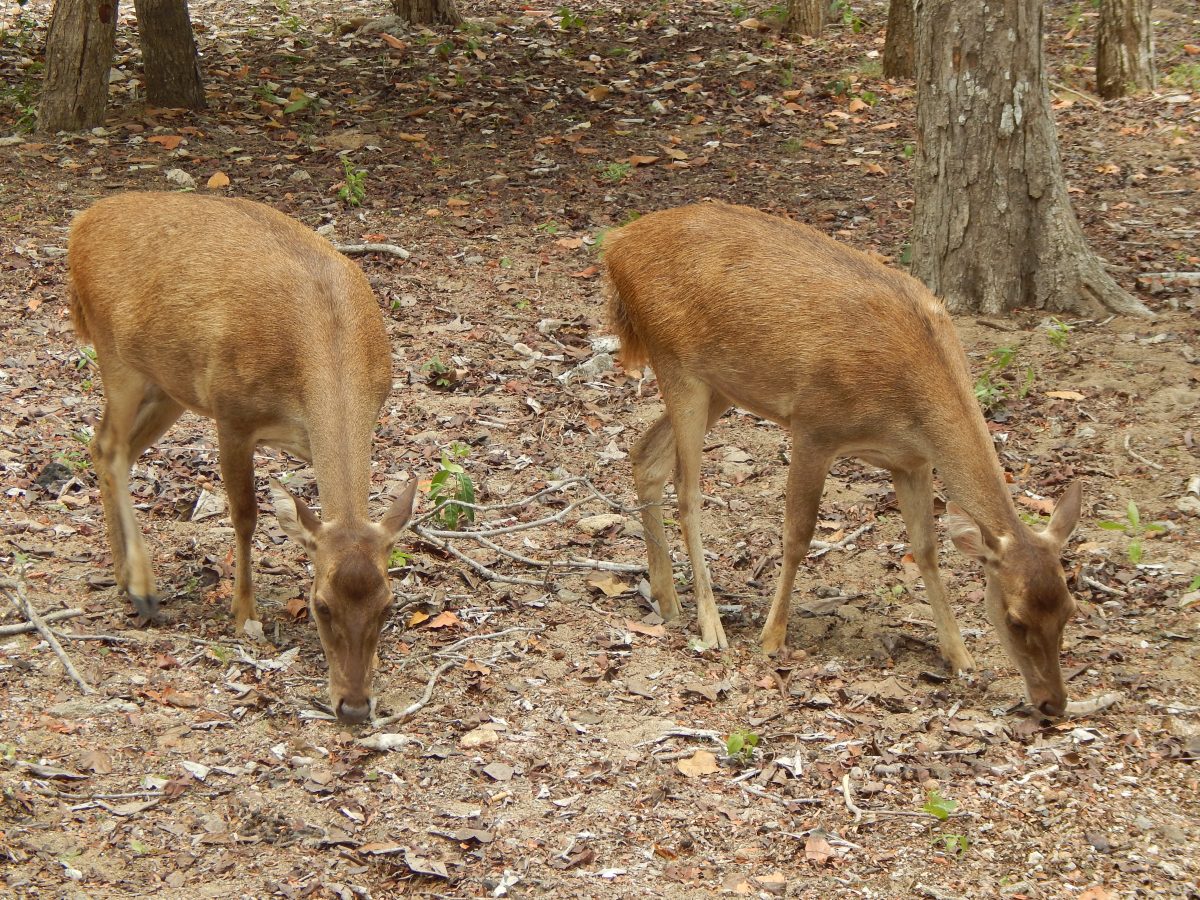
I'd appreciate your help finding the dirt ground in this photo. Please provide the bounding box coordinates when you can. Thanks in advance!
[1,0,1198,897]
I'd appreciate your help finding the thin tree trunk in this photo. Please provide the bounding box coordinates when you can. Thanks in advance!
[1096,0,1154,99]
[39,0,119,133]
[883,0,915,78]
[390,0,462,26]
[911,0,1150,317]
[134,0,206,109]
[784,0,825,36]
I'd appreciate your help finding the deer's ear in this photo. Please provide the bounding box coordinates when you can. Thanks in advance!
[1045,481,1082,548]
[379,479,418,544]
[269,479,321,554]
[945,502,997,563]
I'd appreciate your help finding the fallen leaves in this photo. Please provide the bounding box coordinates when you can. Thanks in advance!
[676,750,719,778]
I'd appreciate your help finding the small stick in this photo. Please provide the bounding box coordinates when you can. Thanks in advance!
[334,242,411,259]
[371,660,456,728]
[1080,573,1127,597]
[1123,434,1165,471]
[1064,691,1124,717]
[413,526,544,587]
[432,626,537,658]
[52,630,137,644]
[842,773,863,822]
[738,783,822,806]
[1,578,93,694]
[0,608,86,636]
[809,523,873,557]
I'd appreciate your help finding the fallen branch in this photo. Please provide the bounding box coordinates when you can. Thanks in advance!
[1064,691,1124,717]
[1123,434,1165,471]
[0,607,85,636]
[1,577,93,695]
[432,626,538,659]
[371,660,456,728]
[1080,573,1127,597]
[412,526,544,587]
[334,242,411,259]
[842,773,863,822]
[808,523,873,558]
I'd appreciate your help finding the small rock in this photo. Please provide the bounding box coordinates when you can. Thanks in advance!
[288,169,312,183]
[165,168,195,189]
[459,726,500,749]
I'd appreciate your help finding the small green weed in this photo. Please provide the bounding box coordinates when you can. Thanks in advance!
[1190,574,1200,591]
[556,6,586,29]
[1164,63,1200,91]
[422,355,455,390]
[388,548,411,569]
[1098,500,1166,564]
[536,221,561,235]
[973,345,1019,412]
[922,789,958,820]
[832,0,864,33]
[1044,317,1073,350]
[54,448,89,474]
[337,157,367,207]
[725,729,760,764]
[597,161,632,183]
[429,443,475,531]
[933,833,969,857]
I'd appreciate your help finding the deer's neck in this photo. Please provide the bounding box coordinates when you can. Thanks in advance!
[307,396,376,523]
[929,401,1021,539]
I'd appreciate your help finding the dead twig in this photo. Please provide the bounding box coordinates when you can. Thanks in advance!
[0,607,86,636]
[334,242,411,259]
[371,660,456,728]
[432,626,538,659]
[1123,434,1165,471]
[1,577,93,695]
[1065,691,1124,717]
[842,773,863,822]
[1081,573,1127,597]
[412,526,544,587]
[808,523,873,558]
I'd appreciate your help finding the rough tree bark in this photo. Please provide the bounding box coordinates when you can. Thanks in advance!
[134,0,206,109]
[39,0,119,133]
[911,0,1150,317]
[883,0,915,78]
[1096,0,1154,99]
[784,0,825,36]
[391,0,462,26]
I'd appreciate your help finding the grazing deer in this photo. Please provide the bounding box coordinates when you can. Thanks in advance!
[68,192,416,724]
[604,201,1081,715]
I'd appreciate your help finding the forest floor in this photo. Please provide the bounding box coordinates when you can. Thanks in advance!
[0,0,1198,897]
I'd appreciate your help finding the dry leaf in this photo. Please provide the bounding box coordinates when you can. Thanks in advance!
[147,135,183,150]
[847,98,869,113]
[407,609,430,627]
[79,749,112,774]
[626,619,666,638]
[206,171,230,189]
[587,572,629,597]
[804,831,834,865]
[380,33,406,50]
[1017,495,1055,515]
[285,596,308,620]
[425,610,461,629]
[676,750,719,778]
[626,155,660,166]
[555,237,584,249]
[1079,890,1115,900]
[570,265,601,279]
[398,132,426,142]
[1045,389,1085,401]
[586,85,611,102]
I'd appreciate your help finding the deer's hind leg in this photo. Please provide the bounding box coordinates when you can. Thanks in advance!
[91,367,180,622]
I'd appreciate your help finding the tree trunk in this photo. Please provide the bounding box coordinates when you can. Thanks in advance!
[911,0,1150,317]
[39,0,119,133]
[390,0,462,26]
[1096,0,1154,99]
[882,0,915,78]
[134,0,206,109]
[784,0,825,36]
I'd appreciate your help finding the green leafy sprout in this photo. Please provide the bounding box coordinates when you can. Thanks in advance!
[429,443,475,531]
[922,788,958,821]
[1044,317,1073,350]
[725,729,760,764]
[337,157,367,207]
[1097,500,1166,564]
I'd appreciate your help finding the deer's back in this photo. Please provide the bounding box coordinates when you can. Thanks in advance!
[605,202,976,430]
[69,193,391,424]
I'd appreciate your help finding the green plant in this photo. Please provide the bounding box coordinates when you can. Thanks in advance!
[902,143,915,159]
[0,81,37,133]
[1189,575,1200,591]
[857,89,878,107]
[922,789,958,820]
[1098,500,1166,564]
[973,345,1019,412]
[283,91,316,115]
[725,729,760,764]
[598,161,632,183]
[54,448,89,474]
[1164,63,1200,91]
[933,833,969,857]
[1044,317,1073,350]
[832,0,864,33]
[75,346,97,371]
[536,221,561,235]
[337,157,367,207]
[429,443,475,530]
[1065,2,1084,32]
[422,355,454,389]
[555,5,586,29]
[388,548,411,569]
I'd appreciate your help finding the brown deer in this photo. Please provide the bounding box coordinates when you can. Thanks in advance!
[68,192,417,724]
[604,201,1082,716]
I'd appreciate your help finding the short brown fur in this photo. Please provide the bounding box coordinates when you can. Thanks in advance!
[68,192,417,724]
[604,201,1082,715]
